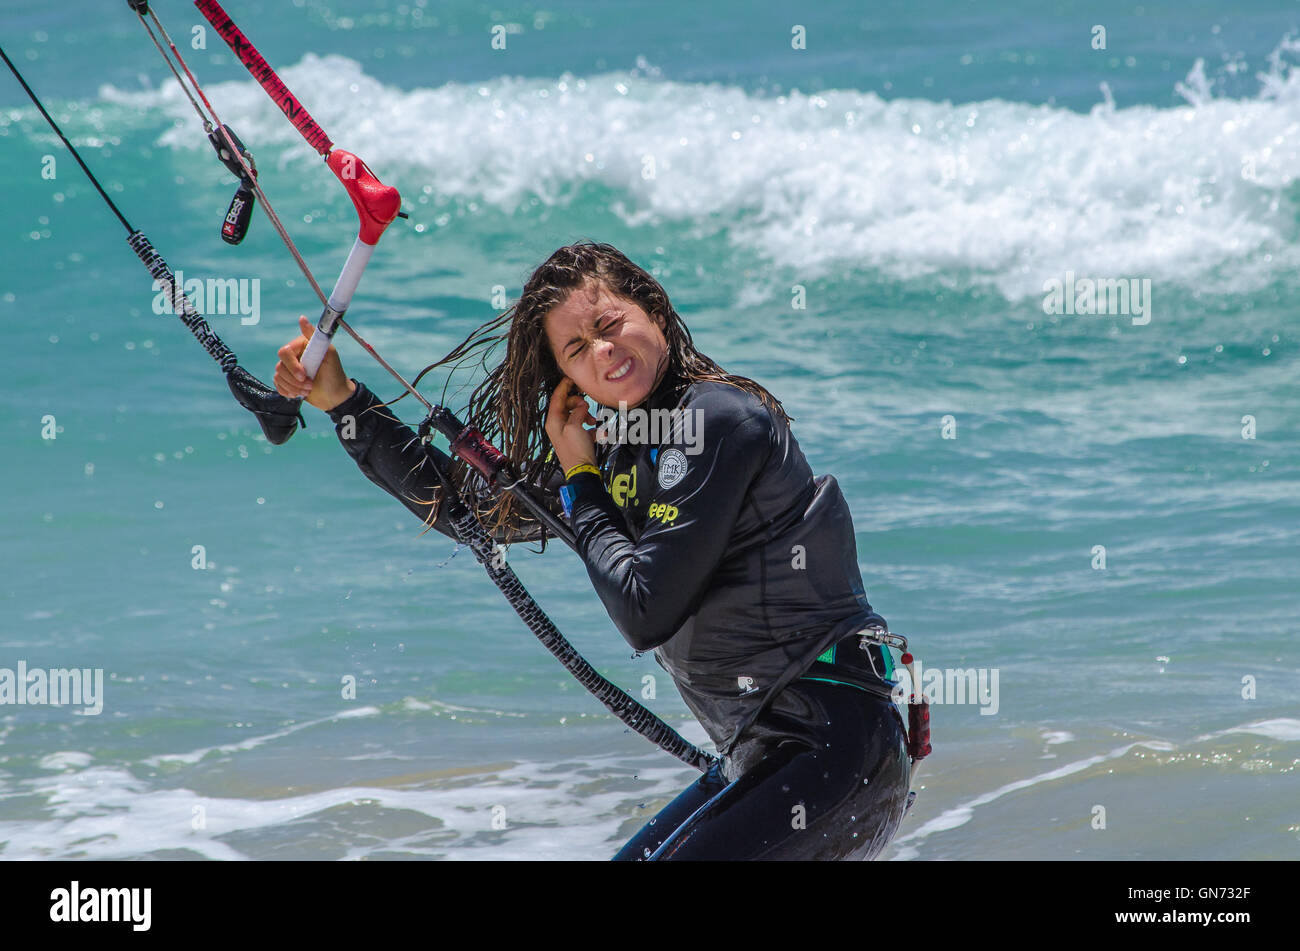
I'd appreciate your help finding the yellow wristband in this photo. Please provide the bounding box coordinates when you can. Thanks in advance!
[565,463,601,481]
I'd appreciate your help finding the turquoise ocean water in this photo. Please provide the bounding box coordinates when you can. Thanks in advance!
[1,0,1297,859]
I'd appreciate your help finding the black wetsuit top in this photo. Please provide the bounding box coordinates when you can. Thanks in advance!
[560,369,894,756]
[327,371,893,755]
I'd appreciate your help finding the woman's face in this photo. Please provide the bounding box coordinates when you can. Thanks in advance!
[543,279,669,408]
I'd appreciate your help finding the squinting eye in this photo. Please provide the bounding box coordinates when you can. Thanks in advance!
[566,315,622,359]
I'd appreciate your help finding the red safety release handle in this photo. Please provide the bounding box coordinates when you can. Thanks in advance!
[328,149,402,245]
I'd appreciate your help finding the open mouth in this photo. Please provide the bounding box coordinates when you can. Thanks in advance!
[606,357,633,382]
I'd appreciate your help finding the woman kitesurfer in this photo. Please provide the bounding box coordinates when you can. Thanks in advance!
[273,241,912,860]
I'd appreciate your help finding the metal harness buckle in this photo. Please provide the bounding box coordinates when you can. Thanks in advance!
[857,628,908,654]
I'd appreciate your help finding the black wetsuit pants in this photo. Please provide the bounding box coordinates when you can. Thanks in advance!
[612,679,911,861]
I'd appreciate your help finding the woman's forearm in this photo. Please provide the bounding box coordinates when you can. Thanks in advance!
[328,380,565,546]
[327,379,458,539]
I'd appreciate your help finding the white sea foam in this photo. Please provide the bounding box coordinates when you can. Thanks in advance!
[38,751,94,771]
[0,754,695,861]
[0,703,709,859]
[423,699,528,719]
[98,39,1300,301]
[143,706,381,766]
[1196,717,1300,743]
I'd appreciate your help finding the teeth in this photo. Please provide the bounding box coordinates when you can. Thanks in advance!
[607,358,632,381]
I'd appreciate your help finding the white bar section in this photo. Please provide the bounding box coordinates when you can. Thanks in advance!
[327,238,375,312]
[301,237,375,378]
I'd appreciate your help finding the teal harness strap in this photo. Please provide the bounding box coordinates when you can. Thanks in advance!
[800,664,896,701]
[800,665,897,702]
[880,641,896,680]
[802,634,896,700]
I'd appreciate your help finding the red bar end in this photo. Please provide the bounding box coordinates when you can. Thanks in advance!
[328,150,402,245]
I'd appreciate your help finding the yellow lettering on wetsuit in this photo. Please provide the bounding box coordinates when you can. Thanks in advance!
[611,466,637,507]
[647,502,679,524]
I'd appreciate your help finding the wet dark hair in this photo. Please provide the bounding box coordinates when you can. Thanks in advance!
[409,240,791,542]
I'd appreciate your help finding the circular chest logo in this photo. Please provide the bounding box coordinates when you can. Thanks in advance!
[656,448,688,489]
